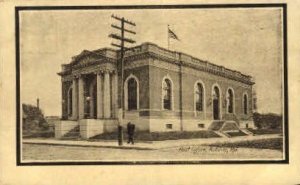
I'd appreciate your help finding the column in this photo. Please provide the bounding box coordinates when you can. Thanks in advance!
[72,78,78,119]
[103,71,111,118]
[78,76,85,119]
[61,81,68,120]
[89,83,94,118]
[97,73,103,118]
[111,72,118,118]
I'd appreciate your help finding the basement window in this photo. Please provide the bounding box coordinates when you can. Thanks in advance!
[198,123,205,128]
[166,124,173,129]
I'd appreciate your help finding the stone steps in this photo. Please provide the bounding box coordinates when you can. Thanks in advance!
[208,121,225,131]
[240,128,254,136]
[213,131,231,138]
[61,125,81,139]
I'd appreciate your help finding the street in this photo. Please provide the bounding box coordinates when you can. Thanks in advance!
[22,143,282,161]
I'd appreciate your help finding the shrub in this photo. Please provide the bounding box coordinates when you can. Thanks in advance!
[253,112,282,129]
[22,103,50,137]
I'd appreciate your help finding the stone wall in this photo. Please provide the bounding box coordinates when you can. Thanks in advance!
[55,120,78,139]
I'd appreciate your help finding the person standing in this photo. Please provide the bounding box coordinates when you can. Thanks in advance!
[127,122,135,144]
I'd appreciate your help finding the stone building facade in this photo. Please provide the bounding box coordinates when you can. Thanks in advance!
[57,42,255,139]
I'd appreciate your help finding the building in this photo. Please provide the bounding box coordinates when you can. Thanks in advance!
[56,42,255,139]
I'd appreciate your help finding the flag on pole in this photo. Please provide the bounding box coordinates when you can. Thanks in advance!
[168,27,180,41]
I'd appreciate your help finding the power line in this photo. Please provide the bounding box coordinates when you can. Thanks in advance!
[109,14,136,146]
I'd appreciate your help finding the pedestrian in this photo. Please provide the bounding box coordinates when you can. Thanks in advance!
[127,122,135,144]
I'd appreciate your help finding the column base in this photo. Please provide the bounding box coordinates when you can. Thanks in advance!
[79,119,118,139]
[55,120,79,139]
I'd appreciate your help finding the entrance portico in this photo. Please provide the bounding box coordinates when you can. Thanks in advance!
[60,68,119,138]
[69,70,117,120]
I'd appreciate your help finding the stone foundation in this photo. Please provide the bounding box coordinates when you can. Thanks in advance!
[55,118,256,139]
[103,119,119,133]
[55,120,79,139]
[149,119,181,132]
[79,119,103,139]
[79,119,118,139]
[182,119,211,131]
[121,118,150,131]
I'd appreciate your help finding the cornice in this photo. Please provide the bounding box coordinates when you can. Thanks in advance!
[59,42,254,86]
[124,51,254,85]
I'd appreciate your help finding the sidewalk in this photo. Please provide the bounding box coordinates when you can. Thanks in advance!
[23,134,282,150]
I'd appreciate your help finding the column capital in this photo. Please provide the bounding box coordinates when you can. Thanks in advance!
[96,70,104,75]
[72,74,82,79]
[103,69,115,74]
[96,69,115,75]
[110,70,117,74]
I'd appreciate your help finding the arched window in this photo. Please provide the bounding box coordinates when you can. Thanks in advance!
[243,94,248,115]
[195,83,204,111]
[68,87,72,116]
[212,85,221,120]
[128,78,138,110]
[227,89,234,113]
[163,79,172,110]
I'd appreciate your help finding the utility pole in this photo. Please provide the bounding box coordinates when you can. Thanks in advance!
[109,14,136,146]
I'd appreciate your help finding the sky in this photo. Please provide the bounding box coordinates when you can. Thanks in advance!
[20,8,283,116]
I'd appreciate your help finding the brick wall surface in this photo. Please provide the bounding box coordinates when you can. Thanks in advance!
[145,59,253,121]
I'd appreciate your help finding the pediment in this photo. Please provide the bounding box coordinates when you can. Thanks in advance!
[70,51,104,67]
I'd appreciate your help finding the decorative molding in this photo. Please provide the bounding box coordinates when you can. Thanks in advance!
[124,57,252,89]
[123,50,254,85]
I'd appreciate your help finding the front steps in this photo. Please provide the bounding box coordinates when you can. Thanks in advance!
[209,120,254,138]
[240,128,254,136]
[208,121,225,131]
[213,131,231,138]
[60,125,81,140]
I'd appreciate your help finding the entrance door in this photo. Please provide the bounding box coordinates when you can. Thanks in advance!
[213,86,220,120]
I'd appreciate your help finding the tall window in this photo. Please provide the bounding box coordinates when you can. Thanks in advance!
[163,79,172,110]
[128,78,137,110]
[195,83,204,111]
[68,87,72,116]
[243,94,248,114]
[212,86,220,120]
[227,89,234,113]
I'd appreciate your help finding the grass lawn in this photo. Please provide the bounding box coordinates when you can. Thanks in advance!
[205,138,283,151]
[89,130,220,141]
[248,128,283,135]
[23,130,54,138]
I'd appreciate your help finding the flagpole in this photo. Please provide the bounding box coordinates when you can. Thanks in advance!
[167,25,170,50]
